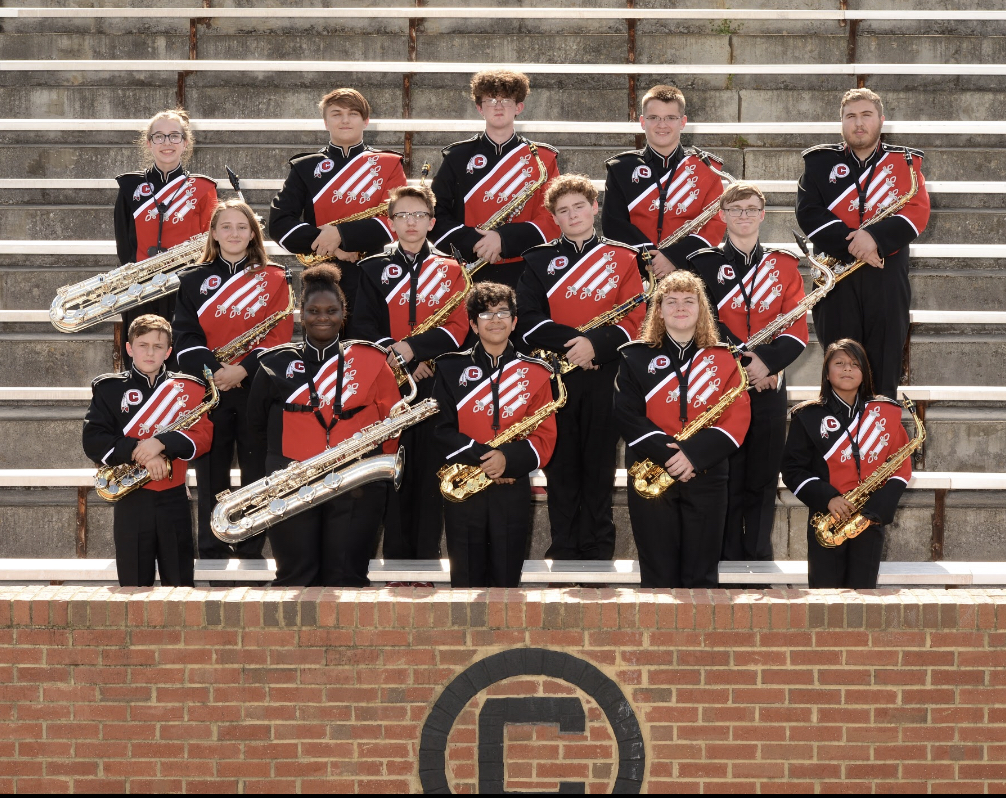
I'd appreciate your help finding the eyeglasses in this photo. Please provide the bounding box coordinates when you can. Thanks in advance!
[644,115,682,124]
[724,207,763,218]
[482,98,517,108]
[148,132,185,144]
[391,211,431,221]
[477,309,513,320]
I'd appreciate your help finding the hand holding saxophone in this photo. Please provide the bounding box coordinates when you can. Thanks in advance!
[663,444,695,482]
[845,228,883,267]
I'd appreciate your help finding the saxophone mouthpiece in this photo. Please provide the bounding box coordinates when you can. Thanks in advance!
[792,230,811,256]
[226,166,249,204]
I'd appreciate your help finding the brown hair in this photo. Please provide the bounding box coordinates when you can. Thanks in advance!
[544,174,597,213]
[719,180,765,210]
[199,200,268,269]
[470,69,530,104]
[640,271,718,349]
[841,88,884,118]
[819,338,877,403]
[127,313,172,345]
[136,109,194,168]
[318,88,372,120]
[388,185,435,217]
[466,281,517,324]
[641,85,686,115]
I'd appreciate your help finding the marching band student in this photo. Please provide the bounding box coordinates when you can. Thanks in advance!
[796,88,930,398]
[172,200,295,561]
[354,185,470,562]
[782,339,911,589]
[613,271,750,589]
[432,283,559,588]
[516,174,646,562]
[83,314,214,587]
[602,85,727,279]
[430,69,561,288]
[246,266,403,587]
[689,181,808,562]
[268,87,407,323]
[114,109,218,365]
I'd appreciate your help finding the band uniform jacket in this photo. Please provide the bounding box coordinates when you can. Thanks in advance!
[516,234,647,365]
[614,338,751,472]
[83,366,214,492]
[268,142,407,256]
[114,165,218,265]
[430,132,560,263]
[354,241,471,361]
[247,339,402,464]
[173,255,295,383]
[602,145,727,269]
[432,342,558,479]
[783,392,911,526]
[688,240,808,374]
[795,141,930,263]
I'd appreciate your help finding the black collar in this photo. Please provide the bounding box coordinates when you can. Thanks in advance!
[644,143,684,171]
[846,141,883,169]
[325,141,367,160]
[560,233,598,254]
[147,163,186,187]
[722,237,764,269]
[217,254,248,275]
[304,336,341,363]
[131,363,167,389]
[474,339,515,371]
[664,334,696,365]
[828,388,861,419]
[394,240,431,267]
[480,131,519,156]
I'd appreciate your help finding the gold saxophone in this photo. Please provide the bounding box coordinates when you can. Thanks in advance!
[811,150,919,289]
[438,367,567,502]
[655,156,735,250]
[94,367,220,502]
[627,348,749,499]
[811,397,925,548]
[213,282,296,366]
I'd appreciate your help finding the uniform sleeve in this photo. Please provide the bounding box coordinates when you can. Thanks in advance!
[238,310,295,383]
[352,268,394,348]
[196,182,218,233]
[431,155,484,259]
[676,359,751,472]
[515,267,579,354]
[268,165,320,255]
[432,367,491,466]
[866,156,930,258]
[373,360,405,455]
[861,410,913,525]
[600,166,652,249]
[338,157,407,253]
[796,159,857,262]
[496,151,562,259]
[245,362,276,480]
[583,263,646,364]
[662,175,726,269]
[751,264,809,374]
[82,388,137,466]
[172,277,223,378]
[497,374,557,476]
[407,294,470,362]
[612,352,677,464]
[157,402,213,462]
[781,410,842,513]
[113,186,137,266]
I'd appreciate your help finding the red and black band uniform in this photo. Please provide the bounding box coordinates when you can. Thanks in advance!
[172,255,295,559]
[430,132,560,288]
[782,392,911,588]
[113,165,218,365]
[516,234,646,560]
[689,241,808,561]
[613,338,751,588]
[601,145,726,271]
[354,241,471,560]
[246,339,402,586]
[83,366,214,586]
[268,142,407,329]
[796,142,930,398]
[432,343,558,587]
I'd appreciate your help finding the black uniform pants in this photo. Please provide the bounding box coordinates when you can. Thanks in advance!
[811,248,910,399]
[267,481,385,587]
[444,477,532,587]
[807,523,885,589]
[543,363,619,560]
[722,379,788,561]
[113,485,194,587]
[628,461,728,588]
[122,295,178,369]
[194,386,265,560]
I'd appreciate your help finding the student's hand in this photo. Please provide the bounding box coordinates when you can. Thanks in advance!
[473,229,503,264]
[663,443,696,482]
[389,341,415,364]
[214,364,247,392]
[648,250,676,279]
[312,225,343,258]
[828,495,857,522]
[751,374,779,393]
[413,361,435,380]
[846,229,883,267]
[563,336,597,370]
[334,248,359,263]
[492,477,516,485]
[480,449,507,480]
[744,353,770,383]
[145,455,171,482]
[132,437,165,467]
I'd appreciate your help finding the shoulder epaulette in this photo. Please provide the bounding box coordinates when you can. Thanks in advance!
[525,139,559,156]
[521,240,560,257]
[790,398,826,415]
[113,171,145,184]
[515,351,554,373]
[686,147,724,167]
[258,341,302,358]
[801,143,845,158]
[617,338,651,352]
[441,134,480,157]
[869,395,904,407]
[605,149,645,165]
[762,246,801,259]
[91,371,130,387]
[166,370,208,388]
[597,235,642,252]
[289,149,327,166]
[686,247,722,262]
[356,250,390,269]
[344,338,390,356]
[188,173,216,183]
[369,148,404,159]
[884,144,925,160]
[432,348,474,365]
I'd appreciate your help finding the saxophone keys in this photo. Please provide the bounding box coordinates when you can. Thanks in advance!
[95,477,108,489]
[100,294,118,308]
[126,284,143,297]
[152,273,168,286]
[297,485,317,502]
[323,472,342,489]
[105,483,120,496]
[268,498,288,516]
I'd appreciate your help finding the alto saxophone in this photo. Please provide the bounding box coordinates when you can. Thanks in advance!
[213,282,296,365]
[811,397,925,548]
[438,367,567,502]
[627,348,748,499]
[655,155,735,250]
[94,367,220,502]
[211,360,438,543]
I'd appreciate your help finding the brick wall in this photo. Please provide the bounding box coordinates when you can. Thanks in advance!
[1,585,1005,793]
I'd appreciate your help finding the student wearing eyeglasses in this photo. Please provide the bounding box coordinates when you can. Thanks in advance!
[113,110,218,366]
[602,85,728,279]
[354,186,471,566]
[430,69,561,288]
[688,182,808,564]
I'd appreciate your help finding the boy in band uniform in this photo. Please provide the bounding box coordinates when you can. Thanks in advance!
[430,69,561,288]
[82,315,214,587]
[516,174,646,561]
[602,85,727,279]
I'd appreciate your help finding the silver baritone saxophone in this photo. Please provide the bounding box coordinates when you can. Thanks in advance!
[211,361,439,544]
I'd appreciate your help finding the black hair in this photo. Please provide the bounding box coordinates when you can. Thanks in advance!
[301,264,346,309]
[465,281,517,324]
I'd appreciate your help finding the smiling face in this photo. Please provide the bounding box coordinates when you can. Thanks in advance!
[720,195,766,240]
[640,98,687,155]
[550,191,598,240]
[826,349,864,396]
[477,96,524,134]
[302,289,345,347]
[211,208,254,262]
[145,117,189,173]
[126,330,172,377]
[470,301,517,349]
[324,103,369,149]
[660,291,700,341]
[389,195,435,250]
[841,99,885,155]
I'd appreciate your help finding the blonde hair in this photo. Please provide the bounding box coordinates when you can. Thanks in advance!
[544,174,597,213]
[136,109,194,168]
[199,200,268,270]
[841,88,884,117]
[640,271,719,349]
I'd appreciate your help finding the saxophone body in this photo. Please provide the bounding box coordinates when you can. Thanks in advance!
[810,397,925,548]
[438,369,567,502]
[213,283,297,365]
[94,368,220,502]
[655,160,736,250]
[296,201,391,268]
[628,349,749,499]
